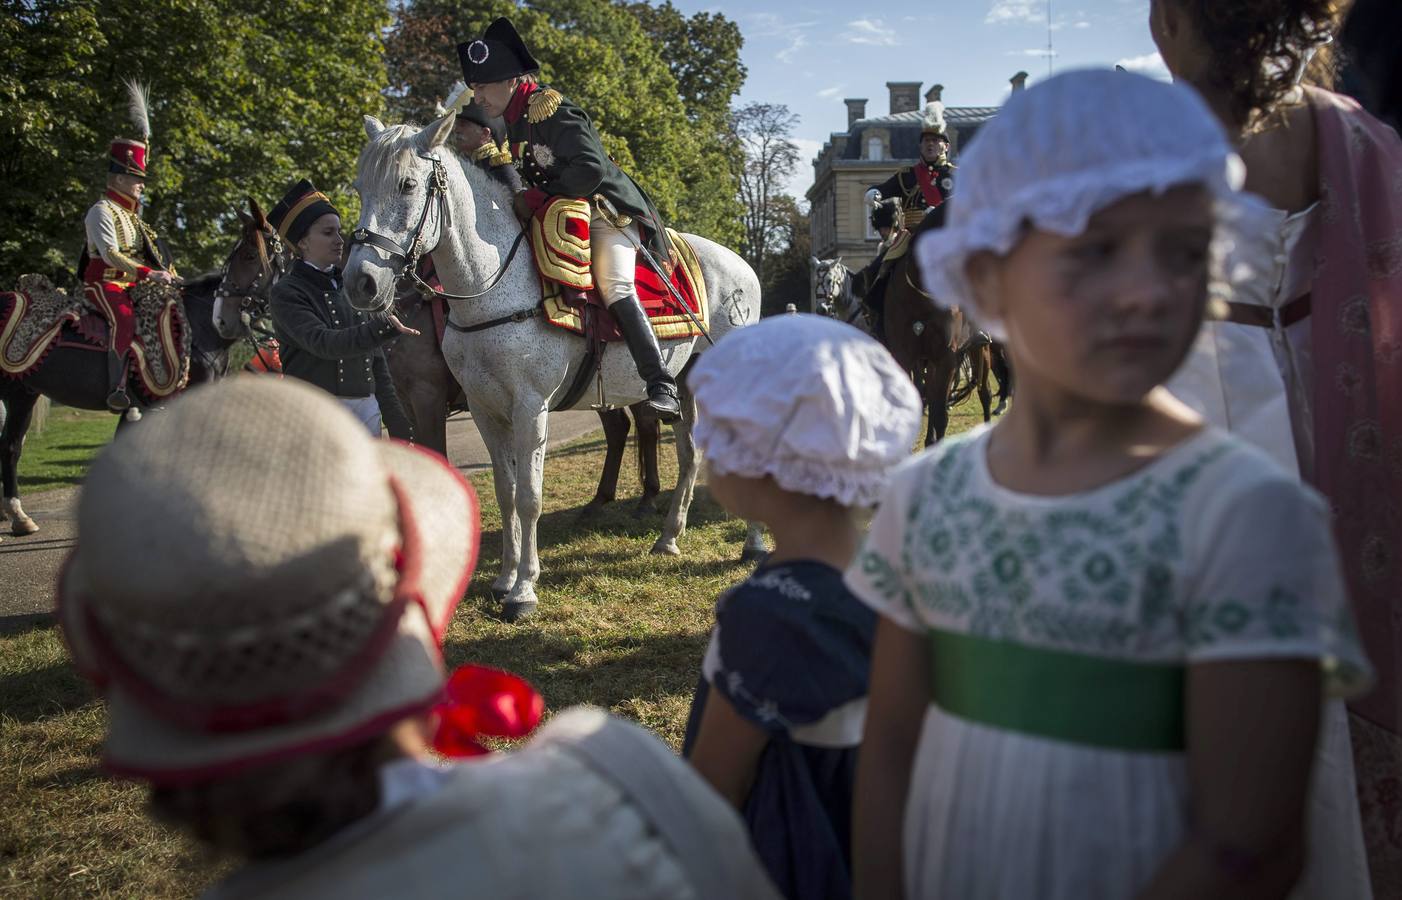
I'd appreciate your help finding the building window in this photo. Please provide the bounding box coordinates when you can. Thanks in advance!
[867,137,883,161]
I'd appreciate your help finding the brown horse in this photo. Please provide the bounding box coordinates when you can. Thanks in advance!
[882,245,994,445]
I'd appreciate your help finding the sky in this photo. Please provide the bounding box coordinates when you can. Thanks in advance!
[665,0,1170,201]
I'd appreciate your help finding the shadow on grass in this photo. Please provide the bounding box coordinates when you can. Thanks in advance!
[0,662,93,724]
[0,613,54,638]
[442,627,706,711]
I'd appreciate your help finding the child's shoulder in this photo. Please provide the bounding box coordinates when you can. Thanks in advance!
[721,561,875,630]
[1173,426,1323,508]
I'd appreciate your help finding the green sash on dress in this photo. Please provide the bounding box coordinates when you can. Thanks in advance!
[928,628,1186,752]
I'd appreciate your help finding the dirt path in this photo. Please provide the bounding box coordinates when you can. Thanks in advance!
[0,410,601,628]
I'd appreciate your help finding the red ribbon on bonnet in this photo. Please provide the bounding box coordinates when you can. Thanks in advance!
[432,664,544,757]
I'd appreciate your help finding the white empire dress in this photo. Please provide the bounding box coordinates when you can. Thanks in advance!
[1167,199,1371,899]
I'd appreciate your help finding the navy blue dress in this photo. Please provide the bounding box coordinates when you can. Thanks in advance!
[683,560,876,900]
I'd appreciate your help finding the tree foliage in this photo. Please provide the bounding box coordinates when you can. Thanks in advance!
[1,0,389,286]
[733,101,800,287]
[383,0,745,247]
[759,196,811,317]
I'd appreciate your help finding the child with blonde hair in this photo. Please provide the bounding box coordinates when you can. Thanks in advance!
[849,69,1372,900]
[683,314,923,900]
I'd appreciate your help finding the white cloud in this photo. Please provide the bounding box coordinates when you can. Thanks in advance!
[847,18,899,46]
[1115,51,1170,80]
[985,0,1042,25]
[1007,48,1057,57]
[1074,20,1092,28]
[816,85,845,99]
[777,34,806,64]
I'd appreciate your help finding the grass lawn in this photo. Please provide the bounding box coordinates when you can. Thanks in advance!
[11,406,119,495]
[0,394,991,898]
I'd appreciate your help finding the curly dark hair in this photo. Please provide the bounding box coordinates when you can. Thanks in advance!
[1173,0,1347,127]
[148,733,402,860]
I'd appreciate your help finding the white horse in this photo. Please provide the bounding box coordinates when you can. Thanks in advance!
[344,113,765,620]
[811,255,870,333]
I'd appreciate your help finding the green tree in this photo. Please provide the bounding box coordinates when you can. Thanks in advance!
[382,0,745,247]
[733,101,800,287]
[759,196,811,317]
[1,0,389,286]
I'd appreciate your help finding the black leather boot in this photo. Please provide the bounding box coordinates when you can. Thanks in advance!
[609,294,681,422]
[105,349,132,412]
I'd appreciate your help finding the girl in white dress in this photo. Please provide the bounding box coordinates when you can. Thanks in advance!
[848,69,1372,900]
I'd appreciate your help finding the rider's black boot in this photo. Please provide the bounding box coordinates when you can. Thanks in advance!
[609,294,681,422]
[105,349,132,412]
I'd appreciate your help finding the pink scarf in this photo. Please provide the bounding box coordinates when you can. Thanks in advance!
[1308,87,1402,733]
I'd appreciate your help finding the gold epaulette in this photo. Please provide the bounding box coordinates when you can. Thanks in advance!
[489,141,514,167]
[527,88,562,124]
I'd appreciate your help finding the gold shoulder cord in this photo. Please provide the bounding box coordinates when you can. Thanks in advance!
[527,88,562,124]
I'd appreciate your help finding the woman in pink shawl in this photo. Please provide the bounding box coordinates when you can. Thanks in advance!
[1152,0,1402,895]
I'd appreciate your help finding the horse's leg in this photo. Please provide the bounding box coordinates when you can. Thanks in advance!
[992,343,1012,415]
[653,386,699,556]
[583,408,630,518]
[502,404,549,620]
[977,346,994,423]
[0,388,41,535]
[927,359,957,446]
[634,403,661,517]
[472,412,521,602]
[741,521,768,564]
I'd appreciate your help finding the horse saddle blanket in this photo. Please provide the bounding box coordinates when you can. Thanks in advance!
[0,274,190,400]
[530,198,708,343]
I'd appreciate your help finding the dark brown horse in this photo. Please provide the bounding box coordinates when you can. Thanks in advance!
[1,268,238,536]
[882,245,994,445]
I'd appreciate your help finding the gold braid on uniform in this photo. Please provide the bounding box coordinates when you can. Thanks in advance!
[471,140,515,167]
[527,88,562,124]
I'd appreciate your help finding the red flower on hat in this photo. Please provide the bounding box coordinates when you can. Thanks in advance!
[432,664,544,757]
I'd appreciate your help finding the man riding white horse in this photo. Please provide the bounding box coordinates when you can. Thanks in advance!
[80,80,182,411]
[458,17,681,421]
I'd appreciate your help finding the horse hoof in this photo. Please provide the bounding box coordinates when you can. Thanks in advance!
[650,539,681,557]
[501,600,538,623]
[740,545,768,565]
[11,519,39,536]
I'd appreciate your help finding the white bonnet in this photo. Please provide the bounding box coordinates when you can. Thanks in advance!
[689,314,922,507]
[915,68,1246,340]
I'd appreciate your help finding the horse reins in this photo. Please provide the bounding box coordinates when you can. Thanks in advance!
[215,223,286,369]
[348,153,530,323]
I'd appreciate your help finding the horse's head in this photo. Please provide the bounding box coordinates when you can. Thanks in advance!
[344,112,459,313]
[812,255,851,314]
[214,198,285,340]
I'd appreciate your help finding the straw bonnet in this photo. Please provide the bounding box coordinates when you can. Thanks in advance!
[915,68,1252,340]
[688,314,922,507]
[57,377,480,784]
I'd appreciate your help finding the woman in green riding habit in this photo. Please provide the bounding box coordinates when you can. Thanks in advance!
[458,17,681,422]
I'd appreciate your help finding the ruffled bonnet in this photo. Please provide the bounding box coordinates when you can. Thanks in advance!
[689,314,922,507]
[915,68,1251,340]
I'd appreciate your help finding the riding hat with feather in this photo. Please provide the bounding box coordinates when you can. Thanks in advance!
[270,179,339,245]
[920,101,950,144]
[110,79,152,177]
[458,17,539,85]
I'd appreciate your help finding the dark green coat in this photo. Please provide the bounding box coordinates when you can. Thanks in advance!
[507,86,671,262]
[269,261,412,439]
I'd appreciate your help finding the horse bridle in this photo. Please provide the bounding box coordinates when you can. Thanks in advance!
[348,152,528,305]
[215,224,285,369]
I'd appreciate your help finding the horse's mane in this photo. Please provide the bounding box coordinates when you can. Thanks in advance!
[354,124,422,194]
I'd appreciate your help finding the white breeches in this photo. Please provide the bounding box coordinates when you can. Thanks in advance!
[592,216,641,306]
[340,395,382,437]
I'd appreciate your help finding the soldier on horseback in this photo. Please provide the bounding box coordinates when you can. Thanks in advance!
[80,81,182,412]
[860,102,955,343]
[459,17,681,422]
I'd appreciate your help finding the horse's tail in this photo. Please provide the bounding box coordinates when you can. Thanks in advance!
[30,396,49,435]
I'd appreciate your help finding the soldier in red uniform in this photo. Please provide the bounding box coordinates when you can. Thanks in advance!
[80,81,181,411]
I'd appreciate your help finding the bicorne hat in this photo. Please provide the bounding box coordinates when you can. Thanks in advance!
[458,17,540,85]
[269,178,339,245]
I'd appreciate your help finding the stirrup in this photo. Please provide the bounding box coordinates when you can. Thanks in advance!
[106,388,132,413]
[644,385,681,422]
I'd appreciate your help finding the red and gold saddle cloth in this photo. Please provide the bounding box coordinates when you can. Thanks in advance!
[0,274,190,401]
[528,198,708,342]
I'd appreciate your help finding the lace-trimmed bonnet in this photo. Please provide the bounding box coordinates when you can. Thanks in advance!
[915,68,1247,340]
[689,314,922,507]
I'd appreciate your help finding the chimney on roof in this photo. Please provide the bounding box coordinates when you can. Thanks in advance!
[886,81,922,115]
[844,98,867,130]
[1010,71,1029,92]
[925,84,944,103]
